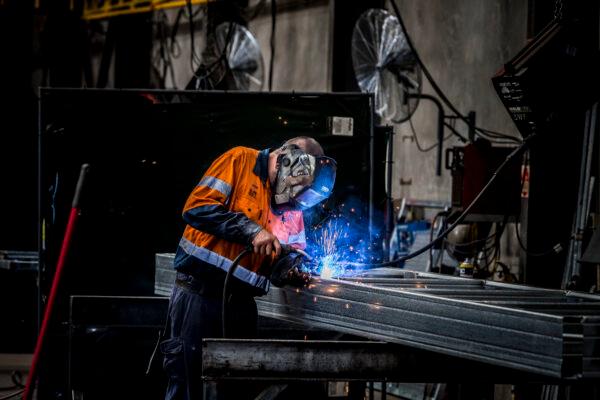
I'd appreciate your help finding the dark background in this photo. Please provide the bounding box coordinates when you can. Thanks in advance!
[39,89,379,299]
[34,88,381,399]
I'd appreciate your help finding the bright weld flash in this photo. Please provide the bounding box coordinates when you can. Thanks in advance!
[321,265,334,279]
[305,204,381,278]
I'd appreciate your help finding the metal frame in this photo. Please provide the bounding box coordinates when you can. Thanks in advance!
[255,269,600,379]
[201,338,554,383]
[154,254,600,379]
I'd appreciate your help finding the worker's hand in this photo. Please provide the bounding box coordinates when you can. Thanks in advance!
[251,229,282,256]
[270,253,311,288]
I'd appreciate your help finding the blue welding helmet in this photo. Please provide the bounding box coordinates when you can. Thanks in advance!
[272,145,337,212]
[292,156,337,210]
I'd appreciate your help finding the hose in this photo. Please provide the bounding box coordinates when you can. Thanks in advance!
[222,247,253,338]
[221,245,311,337]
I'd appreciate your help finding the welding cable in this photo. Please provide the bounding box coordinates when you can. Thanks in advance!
[187,0,202,70]
[189,0,235,87]
[388,0,521,144]
[515,217,561,257]
[444,241,497,258]
[409,117,454,152]
[222,247,253,337]
[443,231,499,249]
[443,122,469,144]
[346,134,537,268]
[268,0,276,91]
[444,217,506,257]
[154,10,178,88]
[222,245,311,336]
[478,216,507,276]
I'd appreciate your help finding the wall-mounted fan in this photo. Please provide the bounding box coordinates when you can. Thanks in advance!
[351,8,422,123]
[189,21,264,91]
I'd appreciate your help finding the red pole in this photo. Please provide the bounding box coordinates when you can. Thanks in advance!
[23,164,89,400]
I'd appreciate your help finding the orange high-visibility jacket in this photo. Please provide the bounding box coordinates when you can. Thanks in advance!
[174,146,305,294]
[268,209,306,250]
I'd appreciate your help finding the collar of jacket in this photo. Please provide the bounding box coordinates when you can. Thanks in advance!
[253,148,270,185]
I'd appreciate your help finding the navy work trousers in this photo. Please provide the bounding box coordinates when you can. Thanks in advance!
[161,275,258,400]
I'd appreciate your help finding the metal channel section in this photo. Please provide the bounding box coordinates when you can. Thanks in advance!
[201,339,559,382]
[256,268,600,379]
[154,254,600,379]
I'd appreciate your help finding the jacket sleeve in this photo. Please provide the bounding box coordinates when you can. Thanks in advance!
[182,148,263,244]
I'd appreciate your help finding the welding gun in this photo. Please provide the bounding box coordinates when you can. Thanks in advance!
[270,244,312,288]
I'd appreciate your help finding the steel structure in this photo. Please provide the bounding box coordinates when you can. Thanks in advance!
[201,338,557,383]
[155,254,600,379]
[257,269,600,379]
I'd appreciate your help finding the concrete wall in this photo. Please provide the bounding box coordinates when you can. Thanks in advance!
[151,0,332,91]
[108,0,527,201]
[390,0,528,202]
[249,0,332,91]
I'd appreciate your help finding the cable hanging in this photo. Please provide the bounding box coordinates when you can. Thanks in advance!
[347,133,537,268]
[388,0,522,144]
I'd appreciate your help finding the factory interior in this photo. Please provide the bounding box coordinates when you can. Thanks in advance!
[1,0,600,399]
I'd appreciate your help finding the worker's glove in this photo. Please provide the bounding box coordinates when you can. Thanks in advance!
[270,253,311,288]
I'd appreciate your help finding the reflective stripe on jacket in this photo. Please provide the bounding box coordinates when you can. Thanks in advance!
[175,147,273,293]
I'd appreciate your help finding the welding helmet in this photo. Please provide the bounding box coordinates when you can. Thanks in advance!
[272,144,337,212]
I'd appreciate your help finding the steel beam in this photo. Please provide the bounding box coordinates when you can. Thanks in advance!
[254,270,600,379]
[153,254,600,379]
[257,279,574,378]
[201,339,553,382]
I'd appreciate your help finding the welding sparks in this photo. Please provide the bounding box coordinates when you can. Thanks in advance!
[310,221,345,278]
[302,195,384,279]
[318,222,341,256]
[325,285,338,294]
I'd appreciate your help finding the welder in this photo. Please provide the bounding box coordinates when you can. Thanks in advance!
[161,136,336,400]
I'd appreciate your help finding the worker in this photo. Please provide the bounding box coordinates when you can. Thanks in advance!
[161,136,336,400]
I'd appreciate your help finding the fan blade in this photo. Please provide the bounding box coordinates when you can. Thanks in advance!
[216,22,265,91]
[351,8,422,122]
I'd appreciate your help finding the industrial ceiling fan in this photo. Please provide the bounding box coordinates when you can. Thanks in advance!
[351,8,422,123]
[191,21,265,91]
